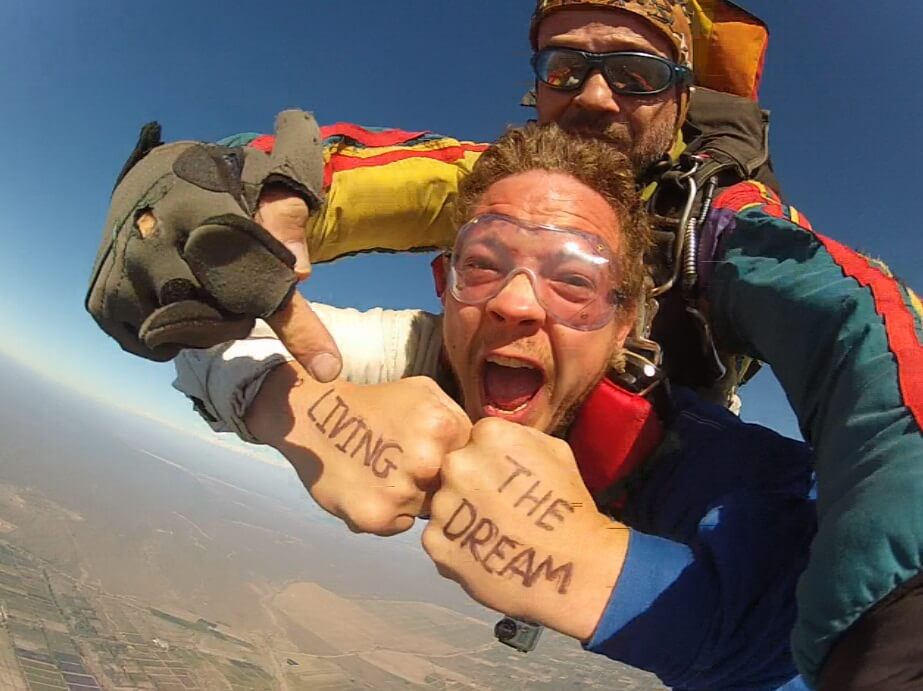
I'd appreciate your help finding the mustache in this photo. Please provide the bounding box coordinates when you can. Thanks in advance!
[559,112,669,174]
[558,113,631,144]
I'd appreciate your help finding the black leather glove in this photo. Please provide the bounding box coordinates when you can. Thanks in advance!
[86,110,325,361]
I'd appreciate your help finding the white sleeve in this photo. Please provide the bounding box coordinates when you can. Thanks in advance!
[172,304,443,443]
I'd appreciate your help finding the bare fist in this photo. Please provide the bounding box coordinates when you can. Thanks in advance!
[251,371,472,536]
[422,417,628,640]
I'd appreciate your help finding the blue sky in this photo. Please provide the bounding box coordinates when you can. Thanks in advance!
[1,0,921,439]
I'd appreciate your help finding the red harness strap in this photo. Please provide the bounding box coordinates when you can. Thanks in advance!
[568,378,665,510]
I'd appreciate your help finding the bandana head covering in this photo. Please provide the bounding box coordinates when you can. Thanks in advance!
[529,0,694,68]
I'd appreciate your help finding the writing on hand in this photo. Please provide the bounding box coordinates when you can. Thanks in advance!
[308,388,403,479]
[438,454,578,595]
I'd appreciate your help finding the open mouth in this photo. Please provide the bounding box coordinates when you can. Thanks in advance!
[480,355,546,417]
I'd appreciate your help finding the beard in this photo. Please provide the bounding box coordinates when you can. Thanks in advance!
[557,110,676,174]
[546,363,609,439]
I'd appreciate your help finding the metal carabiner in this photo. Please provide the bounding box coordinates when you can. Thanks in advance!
[650,157,701,298]
[681,175,718,295]
[621,336,665,398]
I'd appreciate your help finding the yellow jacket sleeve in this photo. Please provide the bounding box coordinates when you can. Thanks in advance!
[306,123,486,262]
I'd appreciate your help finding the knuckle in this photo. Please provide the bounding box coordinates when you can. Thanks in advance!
[441,450,475,486]
[471,416,509,441]
[343,518,364,535]
[420,523,440,558]
[392,480,427,512]
[402,378,471,444]
[306,482,340,514]
[474,416,506,433]
[428,486,457,517]
[407,458,441,488]
[405,375,438,393]
[447,406,473,440]
[375,516,415,537]
[412,375,440,390]
[344,498,398,536]
[547,434,572,456]
[421,408,462,444]
[408,376,452,406]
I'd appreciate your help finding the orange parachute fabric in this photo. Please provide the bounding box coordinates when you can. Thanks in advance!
[688,0,769,100]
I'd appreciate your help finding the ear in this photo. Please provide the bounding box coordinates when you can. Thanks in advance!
[613,306,637,349]
[431,253,449,303]
[608,309,639,374]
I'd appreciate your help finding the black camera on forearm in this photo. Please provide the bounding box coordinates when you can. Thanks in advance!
[494,616,544,653]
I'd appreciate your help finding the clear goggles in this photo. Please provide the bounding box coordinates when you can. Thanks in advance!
[446,214,623,331]
[531,48,692,96]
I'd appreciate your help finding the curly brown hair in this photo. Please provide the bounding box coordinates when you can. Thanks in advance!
[454,122,651,312]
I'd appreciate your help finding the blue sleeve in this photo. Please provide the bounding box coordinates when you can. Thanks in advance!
[705,183,923,684]
[586,490,812,691]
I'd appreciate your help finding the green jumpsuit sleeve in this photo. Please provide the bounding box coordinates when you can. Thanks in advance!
[705,181,923,686]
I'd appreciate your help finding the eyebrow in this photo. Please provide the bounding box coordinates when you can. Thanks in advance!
[469,235,616,266]
[464,236,505,253]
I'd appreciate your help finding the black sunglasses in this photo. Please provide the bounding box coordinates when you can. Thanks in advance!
[531,47,692,96]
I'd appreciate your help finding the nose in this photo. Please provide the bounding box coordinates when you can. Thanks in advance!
[486,272,547,329]
[572,70,621,114]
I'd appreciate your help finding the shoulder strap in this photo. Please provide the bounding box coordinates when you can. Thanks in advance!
[568,376,669,513]
[639,88,778,404]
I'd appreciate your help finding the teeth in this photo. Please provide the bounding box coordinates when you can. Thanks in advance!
[497,401,530,414]
[486,355,536,369]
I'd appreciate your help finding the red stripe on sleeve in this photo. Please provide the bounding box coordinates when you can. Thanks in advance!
[713,181,813,229]
[714,181,783,216]
[324,143,488,187]
[248,135,275,153]
[817,234,923,430]
[319,123,429,147]
[246,124,432,152]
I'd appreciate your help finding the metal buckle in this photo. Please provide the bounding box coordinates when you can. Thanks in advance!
[650,157,700,297]
[645,157,731,387]
[619,336,665,398]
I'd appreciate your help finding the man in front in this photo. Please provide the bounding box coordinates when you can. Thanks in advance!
[205,123,814,689]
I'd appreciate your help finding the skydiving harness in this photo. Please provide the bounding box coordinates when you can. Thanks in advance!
[569,367,668,514]
[650,153,727,383]
[568,87,783,515]
[642,87,780,405]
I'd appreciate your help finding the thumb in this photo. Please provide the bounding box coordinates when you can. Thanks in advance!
[283,239,312,281]
[266,292,343,383]
[255,187,313,281]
